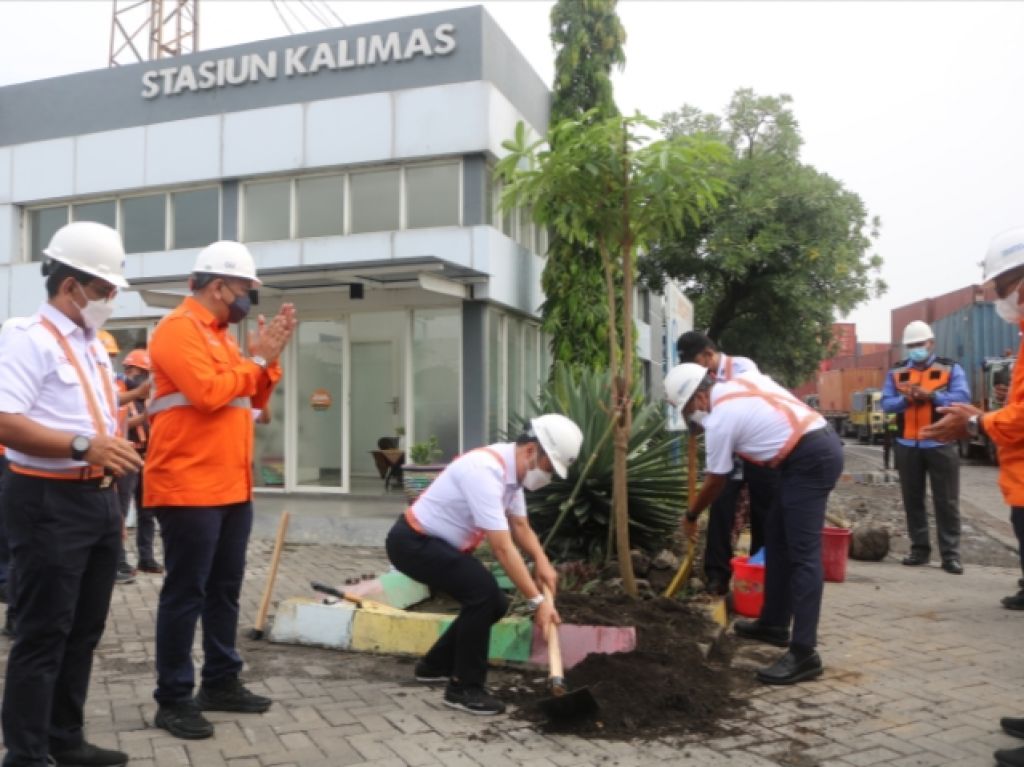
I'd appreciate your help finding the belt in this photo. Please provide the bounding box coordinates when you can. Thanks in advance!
[10,463,116,488]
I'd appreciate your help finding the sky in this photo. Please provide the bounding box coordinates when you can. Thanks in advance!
[2,0,1021,344]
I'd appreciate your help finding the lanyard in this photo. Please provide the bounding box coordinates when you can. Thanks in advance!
[39,317,116,438]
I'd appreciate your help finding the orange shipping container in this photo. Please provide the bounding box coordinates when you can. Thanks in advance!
[816,368,886,417]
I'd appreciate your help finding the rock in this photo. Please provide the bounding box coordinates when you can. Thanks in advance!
[606,577,653,596]
[849,524,890,561]
[651,549,680,571]
[600,563,620,581]
[630,549,651,578]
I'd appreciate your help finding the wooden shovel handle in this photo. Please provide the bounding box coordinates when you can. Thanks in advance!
[541,585,565,683]
[254,511,290,631]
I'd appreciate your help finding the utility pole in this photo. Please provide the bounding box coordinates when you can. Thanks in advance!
[109,0,199,67]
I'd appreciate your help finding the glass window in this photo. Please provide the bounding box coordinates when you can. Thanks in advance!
[406,163,460,229]
[172,187,219,249]
[483,169,494,227]
[244,181,291,242]
[501,204,515,240]
[253,373,287,488]
[29,206,69,262]
[506,318,523,430]
[350,169,400,234]
[122,194,167,254]
[413,308,461,461]
[105,326,149,368]
[517,207,532,250]
[524,323,539,403]
[487,309,504,442]
[72,200,116,229]
[538,226,549,256]
[296,320,344,487]
[296,175,343,238]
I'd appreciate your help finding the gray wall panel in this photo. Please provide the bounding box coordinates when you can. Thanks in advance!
[461,300,487,449]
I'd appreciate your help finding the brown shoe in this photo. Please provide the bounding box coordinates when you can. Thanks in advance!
[138,560,165,574]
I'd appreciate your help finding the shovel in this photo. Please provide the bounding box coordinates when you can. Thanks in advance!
[310,580,365,607]
[664,434,701,598]
[537,585,599,721]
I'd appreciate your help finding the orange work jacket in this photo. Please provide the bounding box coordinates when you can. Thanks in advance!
[983,327,1024,505]
[144,296,281,508]
[891,359,953,441]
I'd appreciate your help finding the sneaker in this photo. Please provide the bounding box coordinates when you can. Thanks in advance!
[414,660,449,683]
[115,567,136,585]
[195,677,272,713]
[1003,591,1024,610]
[51,740,129,766]
[138,560,165,574]
[443,683,506,715]
[154,701,214,740]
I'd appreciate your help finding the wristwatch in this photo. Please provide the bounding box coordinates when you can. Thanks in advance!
[70,434,91,461]
[250,355,268,370]
[967,415,980,438]
[526,594,546,610]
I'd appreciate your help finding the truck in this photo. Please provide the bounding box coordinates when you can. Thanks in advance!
[849,388,885,443]
[931,302,1020,463]
[816,368,885,436]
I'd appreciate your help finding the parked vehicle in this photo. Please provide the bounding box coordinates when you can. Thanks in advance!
[850,388,885,443]
[816,368,885,436]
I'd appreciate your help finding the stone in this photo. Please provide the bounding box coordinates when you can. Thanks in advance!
[849,524,890,561]
[651,549,681,571]
[630,549,651,577]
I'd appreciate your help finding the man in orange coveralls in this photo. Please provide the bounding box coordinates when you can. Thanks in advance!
[145,241,296,740]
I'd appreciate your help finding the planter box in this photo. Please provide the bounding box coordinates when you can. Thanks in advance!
[401,463,446,504]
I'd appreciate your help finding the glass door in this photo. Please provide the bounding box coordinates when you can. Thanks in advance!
[292,319,348,492]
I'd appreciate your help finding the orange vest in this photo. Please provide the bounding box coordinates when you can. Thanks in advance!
[144,296,281,508]
[982,331,1024,504]
[891,359,952,441]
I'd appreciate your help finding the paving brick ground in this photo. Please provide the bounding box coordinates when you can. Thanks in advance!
[3,536,1023,766]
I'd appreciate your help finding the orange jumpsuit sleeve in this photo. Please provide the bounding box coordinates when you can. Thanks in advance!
[251,361,282,411]
[152,315,267,413]
[982,340,1024,447]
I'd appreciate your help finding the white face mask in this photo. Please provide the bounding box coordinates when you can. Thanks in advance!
[995,293,1024,324]
[523,453,553,491]
[687,410,709,429]
[75,283,115,331]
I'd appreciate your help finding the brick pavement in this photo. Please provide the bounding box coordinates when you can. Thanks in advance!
[2,538,1023,766]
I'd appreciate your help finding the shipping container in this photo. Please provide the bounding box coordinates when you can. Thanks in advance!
[831,322,857,357]
[856,350,892,372]
[891,298,933,347]
[931,302,1021,405]
[857,342,891,355]
[932,285,984,324]
[829,355,859,371]
[815,367,885,434]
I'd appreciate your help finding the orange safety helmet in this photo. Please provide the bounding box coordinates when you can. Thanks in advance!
[98,330,119,355]
[122,348,151,371]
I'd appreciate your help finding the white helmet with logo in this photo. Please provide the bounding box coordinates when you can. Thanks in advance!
[192,241,262,285]
[984,227,1024,285]
[664,363,712,408]
[530,414,583,479]
[43,222,129,289]
[902,320,934,346]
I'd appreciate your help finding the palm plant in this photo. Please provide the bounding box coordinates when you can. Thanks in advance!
[520,362,688,563]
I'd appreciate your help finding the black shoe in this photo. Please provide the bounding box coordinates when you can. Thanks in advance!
[733,619,790,648]
[902,553,929,566]
[414,660,449,683]
[51,741,129,766]
[115,566,136,585]
[1002,717,1024,739]
[195,677,272,713]
[138,560,165,574]
[1018,577,1024,590]
[996,745,1024,767]
[0,582,8,604]
[443,683,506,715]
[1004,592,1024,610]
[941,559,963,574]
[756,650,824,685]
[154,701,214,740]
[2,610,13,638]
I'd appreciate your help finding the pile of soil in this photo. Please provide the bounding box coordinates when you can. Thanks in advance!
[493,593,752,739]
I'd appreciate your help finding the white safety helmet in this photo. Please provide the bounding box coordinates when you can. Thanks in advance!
[192,241,262,285]
[43,222,129,289]
[530,414,583,479]
[902,320,934,346]
[664,362,712,409]
[984,227,1024,285]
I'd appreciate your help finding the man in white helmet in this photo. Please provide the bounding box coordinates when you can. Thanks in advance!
[921,227,1024,767]
[385,414,582,715]
[664,363,844,685]
[145,241,297,740]
[0,222,142,766]
[881,320,970,574]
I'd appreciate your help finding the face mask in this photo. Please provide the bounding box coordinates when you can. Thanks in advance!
[996,294,1024,324]
[522,453,553,491]
[222,285,252,324]
[907,347,929,364]
[687,409,709,430]
[75,284,115,331]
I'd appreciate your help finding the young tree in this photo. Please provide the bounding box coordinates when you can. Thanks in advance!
[498,114,729,595]
[647,89,886,385]
[542,0,626,372]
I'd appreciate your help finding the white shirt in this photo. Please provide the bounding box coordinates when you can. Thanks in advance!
[411,442,526,551]
[703,371,826,474]
[716,354,759,382]
[0,303,118,470]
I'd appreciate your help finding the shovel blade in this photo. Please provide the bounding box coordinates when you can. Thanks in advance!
[538,686,599,721]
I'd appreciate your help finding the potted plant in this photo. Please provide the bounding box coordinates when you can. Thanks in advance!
[402,435,446,504]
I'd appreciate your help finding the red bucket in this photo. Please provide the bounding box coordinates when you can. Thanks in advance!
[730,555,765,618]
[822,526,852,583]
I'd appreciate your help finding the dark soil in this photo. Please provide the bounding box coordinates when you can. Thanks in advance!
[492,592,752,739]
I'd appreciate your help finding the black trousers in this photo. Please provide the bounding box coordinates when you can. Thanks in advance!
[1012,507,1024,577]
[704,461,773,585]
[1,472,120,766]
[153,503,252,704]
[759,428,845,650]
[894,442,961,561]
[385,516,508,687]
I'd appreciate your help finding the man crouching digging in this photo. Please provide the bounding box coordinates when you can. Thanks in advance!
[386,415,582,714]
[664,363,844,685]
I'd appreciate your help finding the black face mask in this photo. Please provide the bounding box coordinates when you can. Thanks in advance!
[221,285,254,324]
[125,375,146,390]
